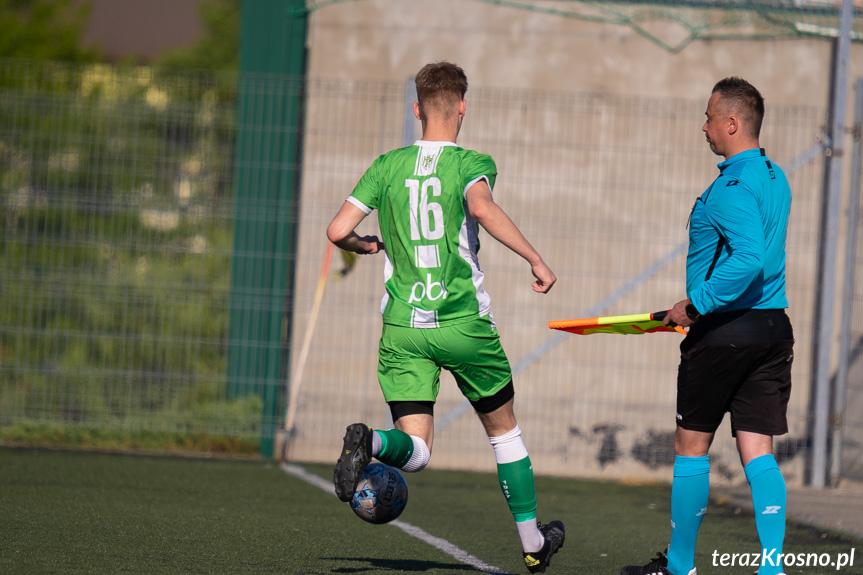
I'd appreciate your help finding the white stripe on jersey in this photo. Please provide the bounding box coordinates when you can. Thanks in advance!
[380,252,394,316]
[414,245,441,268]
[411,307,439,328]
[458,213,492,324]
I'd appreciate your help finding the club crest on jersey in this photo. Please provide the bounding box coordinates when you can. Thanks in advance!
[421,155,435,170]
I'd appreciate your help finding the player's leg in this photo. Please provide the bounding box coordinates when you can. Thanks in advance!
[333,411,433,502]
[476,396,566,562]
[333,324,438,501]
[477,396,543,548]
[433,317,564,573]
[379,405,433,472]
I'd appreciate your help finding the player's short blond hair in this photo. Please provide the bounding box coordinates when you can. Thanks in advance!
[415,61,468,123]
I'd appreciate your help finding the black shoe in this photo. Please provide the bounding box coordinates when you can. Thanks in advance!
[523,520,565,573]
[333,423,373,502]
[621,550,698,575]
[620,551,671,575]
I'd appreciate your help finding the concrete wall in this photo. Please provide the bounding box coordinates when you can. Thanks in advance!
[307,0,858,108]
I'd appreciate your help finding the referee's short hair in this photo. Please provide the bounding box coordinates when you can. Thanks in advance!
[712,77,765,139]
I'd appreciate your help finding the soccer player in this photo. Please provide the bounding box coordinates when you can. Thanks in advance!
[621,78,793,575]
[327,61,565,573]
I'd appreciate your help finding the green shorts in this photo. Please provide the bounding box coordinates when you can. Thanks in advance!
[377,316,513,403]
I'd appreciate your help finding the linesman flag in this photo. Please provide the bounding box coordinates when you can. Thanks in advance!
[548,311,687,336]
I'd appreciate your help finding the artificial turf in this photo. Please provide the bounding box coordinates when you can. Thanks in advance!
[1,447,860,574]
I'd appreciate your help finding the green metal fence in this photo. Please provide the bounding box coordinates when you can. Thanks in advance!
[0,61,251,451]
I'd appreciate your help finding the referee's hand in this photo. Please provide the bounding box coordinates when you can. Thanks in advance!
[665,298,697,328]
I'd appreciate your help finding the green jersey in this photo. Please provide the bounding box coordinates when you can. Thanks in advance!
[348,141,498,329]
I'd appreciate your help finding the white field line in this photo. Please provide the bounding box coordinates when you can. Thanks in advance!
[281,463,510,575]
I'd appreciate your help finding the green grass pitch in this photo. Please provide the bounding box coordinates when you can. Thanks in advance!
[1,447,860,574]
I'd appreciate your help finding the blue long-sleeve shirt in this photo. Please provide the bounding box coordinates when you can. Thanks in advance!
[686,148,790,314]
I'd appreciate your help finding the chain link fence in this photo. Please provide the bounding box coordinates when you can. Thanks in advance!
[1,58,858,486]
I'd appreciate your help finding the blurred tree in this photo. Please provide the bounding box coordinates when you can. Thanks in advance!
[0,0,99,61]
[155,0,240,70]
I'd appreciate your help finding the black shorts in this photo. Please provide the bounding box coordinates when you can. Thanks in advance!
[676,309,794,436]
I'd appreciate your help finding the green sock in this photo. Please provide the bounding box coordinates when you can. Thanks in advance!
[375,428,414,468]
[497,456,537,522]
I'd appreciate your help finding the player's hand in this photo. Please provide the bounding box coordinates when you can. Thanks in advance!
[531,261,556,294]
[356,235,384,255]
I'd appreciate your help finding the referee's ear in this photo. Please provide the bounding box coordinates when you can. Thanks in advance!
[726,114,740,137]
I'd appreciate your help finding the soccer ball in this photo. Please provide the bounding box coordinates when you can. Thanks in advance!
[349,462,408,524]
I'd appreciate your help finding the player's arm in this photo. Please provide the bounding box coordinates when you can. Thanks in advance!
[465,179,556,293]
[326,201,384,255]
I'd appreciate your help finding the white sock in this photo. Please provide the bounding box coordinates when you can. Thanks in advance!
[402,436,430,472]
[488,425,529,464]
[371,430,382,457]
[516,518,544,553]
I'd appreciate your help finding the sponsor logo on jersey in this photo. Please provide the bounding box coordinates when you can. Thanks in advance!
[408,273,448,304]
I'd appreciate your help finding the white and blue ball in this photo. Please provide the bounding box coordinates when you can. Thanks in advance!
[350,462,408,524]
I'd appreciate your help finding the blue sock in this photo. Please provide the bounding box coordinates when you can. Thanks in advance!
[745,454,786,575]
[666,455,710,575]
